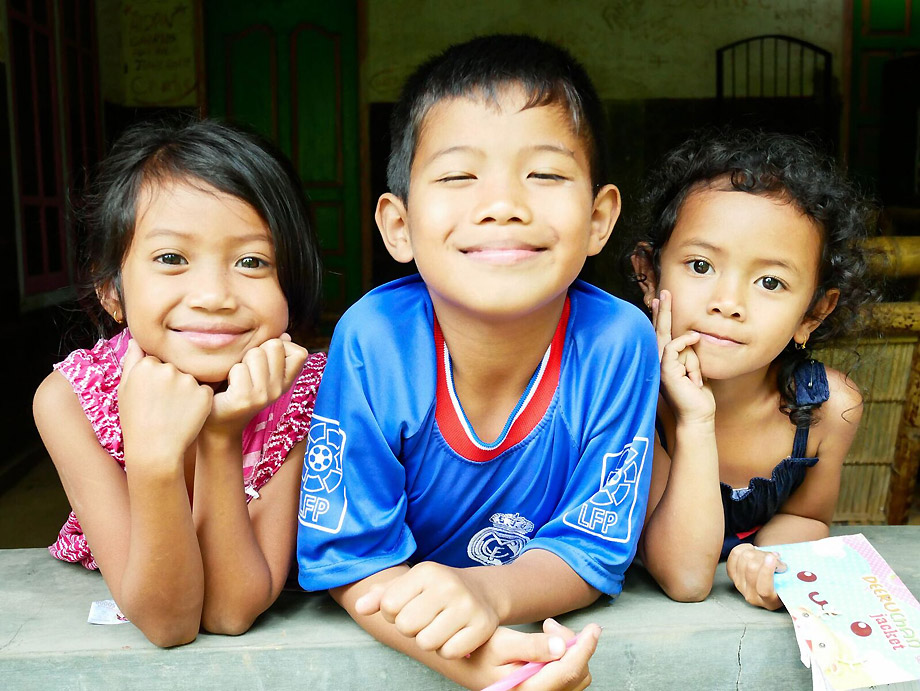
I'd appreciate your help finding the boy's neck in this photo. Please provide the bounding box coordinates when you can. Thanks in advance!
[432,293,567,445]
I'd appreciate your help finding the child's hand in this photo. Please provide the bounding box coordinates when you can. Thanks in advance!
[354,561,500,659]
[208,335,308,432]
[653,290,715,424]
[469,619,600,691]
[726,543,787,610]
[118,339,213,463]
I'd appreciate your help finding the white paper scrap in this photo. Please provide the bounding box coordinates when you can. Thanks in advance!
[88,599,130,625]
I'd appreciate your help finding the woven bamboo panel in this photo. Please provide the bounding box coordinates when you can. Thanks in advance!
[819,337,915,401]
[843,402,904,466]
[817,334,920,523]
[833,464,893,523]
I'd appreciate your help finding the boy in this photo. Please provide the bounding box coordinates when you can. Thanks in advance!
[297,35,658,688]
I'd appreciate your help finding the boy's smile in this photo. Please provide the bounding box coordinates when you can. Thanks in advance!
[377,87,619,325]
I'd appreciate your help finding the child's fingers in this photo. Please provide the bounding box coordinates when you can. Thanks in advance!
[726,543,756,597]
[683,342,705,388]
[542,617,575,639]
[491,627,570,665]
[661,331,701,360]
[419,614,491,659]
[354,585,385,616]
[656,290,673,340]
[252,338,286,393]
[119,339,144,378]
[519,624,601,691]
[387,587,444,638]
[281,340,309,386]
[754,554,785,611]
[728,545,785,610]
[226,359,256,396]
[372,571,425,625]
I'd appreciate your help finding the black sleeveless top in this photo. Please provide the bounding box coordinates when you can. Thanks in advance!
[656,360,829,559]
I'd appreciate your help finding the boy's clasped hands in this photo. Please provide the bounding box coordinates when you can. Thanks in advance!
[355,562,599,689]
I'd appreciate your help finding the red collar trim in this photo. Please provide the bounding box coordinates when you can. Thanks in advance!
[434,298,569,462]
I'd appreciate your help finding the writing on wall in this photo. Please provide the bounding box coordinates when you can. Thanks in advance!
[122,0,197,106]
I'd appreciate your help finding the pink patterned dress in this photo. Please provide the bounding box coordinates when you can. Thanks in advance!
[48,329,326,570]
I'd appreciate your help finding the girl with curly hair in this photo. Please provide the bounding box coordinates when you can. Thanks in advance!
[629,129,877,610]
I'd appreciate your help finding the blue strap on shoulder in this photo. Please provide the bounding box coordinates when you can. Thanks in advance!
[791,360,829,457]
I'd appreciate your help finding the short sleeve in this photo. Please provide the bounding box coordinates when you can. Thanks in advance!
[295,299,420,590]
[520,299,659,596]
[52,330,131,464]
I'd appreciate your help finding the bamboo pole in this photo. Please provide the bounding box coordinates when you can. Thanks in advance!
[865,237,920,277]
[864,302,920,332]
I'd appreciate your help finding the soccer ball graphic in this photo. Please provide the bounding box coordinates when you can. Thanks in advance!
[303,417,345,494]
[308,444,334,474]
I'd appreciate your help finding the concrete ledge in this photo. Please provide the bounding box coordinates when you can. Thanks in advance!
[2,526,918,690]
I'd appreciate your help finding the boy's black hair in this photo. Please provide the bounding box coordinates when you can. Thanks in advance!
[77,117,322,338]
[630,128,879,426]
[386,34,608,201]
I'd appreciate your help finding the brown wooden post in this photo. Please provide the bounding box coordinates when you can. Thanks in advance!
[859,239,920,524]
[887,340,920,524]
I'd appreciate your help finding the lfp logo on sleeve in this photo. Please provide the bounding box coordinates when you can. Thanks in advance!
[299,415,347,533]
[563,437,648,543]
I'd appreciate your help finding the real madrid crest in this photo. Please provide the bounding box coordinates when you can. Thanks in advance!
[467,512,535,566]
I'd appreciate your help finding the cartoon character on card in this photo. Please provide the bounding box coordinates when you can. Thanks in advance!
[793,607,870,682]
[792,607,913,687]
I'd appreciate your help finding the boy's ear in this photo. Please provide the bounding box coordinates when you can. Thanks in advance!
[376,192,414,264]
[795,288,840,345]
[631,243,659,309]
[587,184,621,256]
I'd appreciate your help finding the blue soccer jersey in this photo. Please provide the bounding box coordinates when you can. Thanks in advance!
[297,275,658,596]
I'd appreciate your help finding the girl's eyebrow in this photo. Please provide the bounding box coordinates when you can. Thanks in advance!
[754,257,799,274]
[678,238,800,274]
[676,238,722,254]
[143,228,270,244]
[143,228,195,240]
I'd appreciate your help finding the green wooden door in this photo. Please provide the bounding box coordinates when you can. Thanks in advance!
[848,0,920,188]
[203,0,362,323]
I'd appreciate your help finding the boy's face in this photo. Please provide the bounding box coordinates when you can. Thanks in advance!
[376,87,619,323]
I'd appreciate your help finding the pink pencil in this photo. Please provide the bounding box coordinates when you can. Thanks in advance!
[481,633,582,691]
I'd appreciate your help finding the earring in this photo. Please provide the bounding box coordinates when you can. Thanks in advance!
[112,309,123,324]
[794,335,808,350]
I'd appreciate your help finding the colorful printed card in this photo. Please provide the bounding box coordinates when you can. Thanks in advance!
[766,534,920,691]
